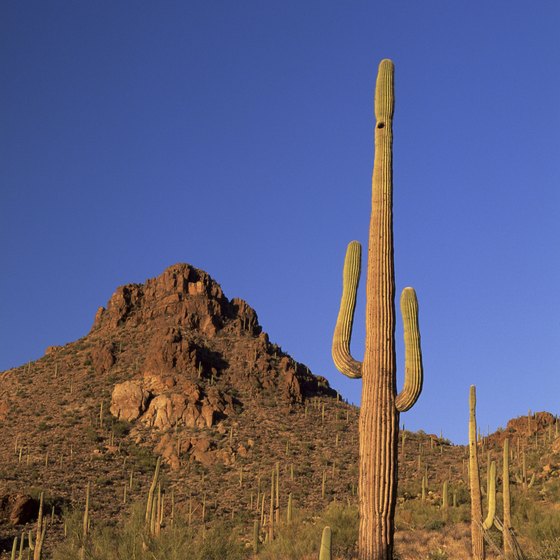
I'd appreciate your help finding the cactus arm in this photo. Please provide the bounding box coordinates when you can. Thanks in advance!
[482,460,496,530]
[332,241,363,378]
[395,287,423,412]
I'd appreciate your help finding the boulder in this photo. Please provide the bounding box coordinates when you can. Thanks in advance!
[110,381,150,422]
[0,493,39,526]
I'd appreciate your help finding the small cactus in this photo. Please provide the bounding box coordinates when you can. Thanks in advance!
[319,526,332,560]
[287,493,293,524]
[253,519,259,554]
[10,537,17,560]
[442,480,449,509]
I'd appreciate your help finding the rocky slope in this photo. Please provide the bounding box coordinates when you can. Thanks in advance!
[0,263,345,552]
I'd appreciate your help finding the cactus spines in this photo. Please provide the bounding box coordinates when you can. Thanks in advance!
[331,59,424,560]
[319,526,332,560]
[469,386,485,560]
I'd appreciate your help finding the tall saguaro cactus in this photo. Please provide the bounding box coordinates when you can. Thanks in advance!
[332,59,424,560]
[469,385,485,560]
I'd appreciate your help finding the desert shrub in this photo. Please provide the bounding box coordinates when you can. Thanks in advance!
[111,418,132,438]
[531,537,560,560]
[425,518,444,531]
[52,501,246,560]
[426,548,449,560]
[256,502,357,560]
[321,501,358,556]
[257,509,321,560]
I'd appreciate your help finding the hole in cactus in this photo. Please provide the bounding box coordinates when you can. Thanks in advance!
[377,122,385,129]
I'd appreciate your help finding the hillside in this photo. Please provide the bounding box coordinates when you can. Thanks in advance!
[0,264,559,559]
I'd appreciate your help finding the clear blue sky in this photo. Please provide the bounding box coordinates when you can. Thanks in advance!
[2,2,559,443]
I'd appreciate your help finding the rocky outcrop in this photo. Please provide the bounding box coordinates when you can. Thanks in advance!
[100,262,335,469]
[45,345,62,356]
[111,376,235,431]
[89,342,116,374]
[90,264,259,338]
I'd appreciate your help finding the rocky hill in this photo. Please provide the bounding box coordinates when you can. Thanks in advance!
[0,264,558,559]
[0,263,348,553]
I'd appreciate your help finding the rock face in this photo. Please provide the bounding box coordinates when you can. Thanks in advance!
[111,377,235,431]
[98,263,335,468]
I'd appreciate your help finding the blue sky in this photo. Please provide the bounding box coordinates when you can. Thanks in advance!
[2,2,559,443]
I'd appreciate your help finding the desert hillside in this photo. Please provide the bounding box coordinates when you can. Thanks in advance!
[0,264,558,559]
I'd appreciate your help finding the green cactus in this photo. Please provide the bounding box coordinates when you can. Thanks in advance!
[31,492,46,560]
[332,59,424,559]
[83,482,90,541]
[469,387,499,559]
[518,451,535,490]
[442,480,449,509]
[287,492,293,524]
[503,438,514,559]
[10,537,17,560]
[469,386,485,560]
[482,461,496,530]
[253,519,259,554]
[268,470,274,542]
[319,526,332,560]
[145,457,161,529]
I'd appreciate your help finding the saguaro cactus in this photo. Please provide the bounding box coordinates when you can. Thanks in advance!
[503,438,514,559]
[469,385,486,560]
[332,59,424,560]
[319,526,332,560]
